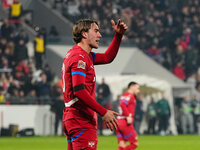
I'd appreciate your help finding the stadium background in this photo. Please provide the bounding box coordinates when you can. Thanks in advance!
[1,0,200,149]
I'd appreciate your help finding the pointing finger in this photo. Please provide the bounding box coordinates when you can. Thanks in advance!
[117,19,121,27]
[111,20,115,27]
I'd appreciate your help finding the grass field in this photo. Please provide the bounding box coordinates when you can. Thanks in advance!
[1,135,200,150]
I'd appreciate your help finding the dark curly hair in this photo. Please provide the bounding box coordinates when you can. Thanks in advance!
[72,19,99,44]
[128,81,138,89]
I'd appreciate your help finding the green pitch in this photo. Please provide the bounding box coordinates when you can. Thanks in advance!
[0,135,200,150]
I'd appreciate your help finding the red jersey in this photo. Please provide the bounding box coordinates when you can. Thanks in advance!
[62,33,122,129]
[118,92,136,118]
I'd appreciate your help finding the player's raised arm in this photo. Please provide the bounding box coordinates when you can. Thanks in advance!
[93,19,128,65]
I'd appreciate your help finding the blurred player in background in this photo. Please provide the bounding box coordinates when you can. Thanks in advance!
[62,19,128,150]
[116,82,140,150]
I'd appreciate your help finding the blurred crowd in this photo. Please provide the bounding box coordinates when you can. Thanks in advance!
[47,0,200,94]
[0,1,63,105]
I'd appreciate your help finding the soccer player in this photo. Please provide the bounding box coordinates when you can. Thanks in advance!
[116,82,140,150]
[62,19,128,150]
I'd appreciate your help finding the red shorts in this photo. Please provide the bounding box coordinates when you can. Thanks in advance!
[116,119,138,143]
[63,118,98,150]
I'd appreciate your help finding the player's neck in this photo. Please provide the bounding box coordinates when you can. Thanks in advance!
[127,89,134,95]
[77,42,92,54]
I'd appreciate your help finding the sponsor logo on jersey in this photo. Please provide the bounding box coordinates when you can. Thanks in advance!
[79,54,84,58]
[90,65,94,69]
[120,96,130,101]
[88,141,95,148]
[77,60,86,69]
[65,52,71,58]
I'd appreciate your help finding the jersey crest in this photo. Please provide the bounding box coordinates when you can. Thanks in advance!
[120,95,131,101]
[77,60,86,69]
[88,141,95,148]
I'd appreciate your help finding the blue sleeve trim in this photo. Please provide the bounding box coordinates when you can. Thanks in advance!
[117,134,122,138]
[71,71,86,77]
[124,132,133,139]
[122,100,129,106]
[92,52,96,62]
[67,129,85,142]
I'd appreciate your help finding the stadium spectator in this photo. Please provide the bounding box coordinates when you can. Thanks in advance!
[134,94,144,135]
[180,96,194,134]
[64,0,80,23]
[9,0,33,26]
[147,44,163,63]
[14,39,29,63]
[146,97,157,134]
[156,93,171,135]
[9,0,22,21]
[173,61,186,80]
[35,72,50,104]
[78,0,88,19]
[43,64,54,82]
[34,34,45,70]
[4,46,14,64]
[9,87,20,104]
[7,77,19,96]
[0,19,14,41]
[0,56,11,69]
[18,89,25,104]
[14,29,29,44]
[0,37,8,53]
[52,0,64,9]
[171,44,185,67]
[25,89,38,104]
[96,77,112,135]
[38,27,47,47]
[191,95,200,134]
[50,94,65,136]
[0,73,9,91]
[0,86,6,104]
[184,45,197,77]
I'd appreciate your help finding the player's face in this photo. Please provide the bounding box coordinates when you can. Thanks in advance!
[133,84,140,95]
[87,23,102,49]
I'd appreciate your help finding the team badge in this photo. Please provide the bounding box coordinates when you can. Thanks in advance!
[88,141,95,148]
[77,60,86,69]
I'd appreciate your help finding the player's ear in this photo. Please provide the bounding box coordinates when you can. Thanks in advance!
[81,31,88,39]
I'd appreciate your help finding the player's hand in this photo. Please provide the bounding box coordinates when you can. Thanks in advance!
[126,116,133,125]
[102,110,119,131]
[111,19,128,35]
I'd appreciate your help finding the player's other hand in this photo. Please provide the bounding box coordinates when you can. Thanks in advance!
[126,116,133,125]
[111,19,128,35]
[102,110,119,131]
